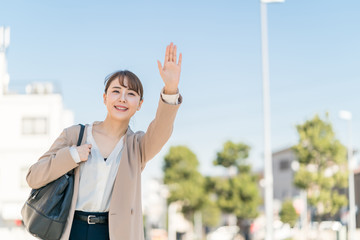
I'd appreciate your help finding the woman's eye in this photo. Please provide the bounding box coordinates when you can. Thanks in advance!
[113,90,120,93]
[128,92,135,96]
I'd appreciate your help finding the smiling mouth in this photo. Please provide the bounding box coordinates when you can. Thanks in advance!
[114,106,128,111]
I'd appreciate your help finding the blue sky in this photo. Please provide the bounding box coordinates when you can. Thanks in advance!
[2,0,360,180]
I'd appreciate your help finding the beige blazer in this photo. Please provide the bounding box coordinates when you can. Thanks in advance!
[26,96,182,240]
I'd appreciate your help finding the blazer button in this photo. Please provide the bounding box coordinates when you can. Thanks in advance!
[131,208,133,215]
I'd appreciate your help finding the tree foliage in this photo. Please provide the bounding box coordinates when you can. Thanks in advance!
[200,195,221,227]
[209,141,261,222]
[163,146,210,219]
[279,200,298,228]
[292,114,348,217]
[213,141,250,169]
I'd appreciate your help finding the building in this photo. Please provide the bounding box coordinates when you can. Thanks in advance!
[0,26,74,226]
[273,147,360,228]
[272,148,300,202]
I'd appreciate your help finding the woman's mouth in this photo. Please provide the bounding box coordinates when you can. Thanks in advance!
[114,105,128,111]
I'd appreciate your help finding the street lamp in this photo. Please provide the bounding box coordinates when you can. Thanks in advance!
[339,110,356,240]
[259,1,284,240]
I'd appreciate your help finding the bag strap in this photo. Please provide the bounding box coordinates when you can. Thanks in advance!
[77,124,85,146]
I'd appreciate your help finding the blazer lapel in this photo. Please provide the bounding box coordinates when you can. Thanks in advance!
[109,126,134,213]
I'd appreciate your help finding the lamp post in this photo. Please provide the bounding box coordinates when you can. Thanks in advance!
[339,110,356,240]
[259,1,284,240]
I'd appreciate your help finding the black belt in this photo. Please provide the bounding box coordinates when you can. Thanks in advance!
[74,211,108,225]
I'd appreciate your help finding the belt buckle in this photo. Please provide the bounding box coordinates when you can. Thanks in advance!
[87,215,96,224]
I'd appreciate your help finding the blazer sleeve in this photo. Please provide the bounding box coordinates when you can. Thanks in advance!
[26,126,80,189]
[139,94,182,171]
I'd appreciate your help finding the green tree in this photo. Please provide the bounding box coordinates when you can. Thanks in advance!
[163,146,212,221]
[214,141,250,169]
[210,141,261,231]
[293,114,348,219]
[279,200,298,228]
[200,195,221,227]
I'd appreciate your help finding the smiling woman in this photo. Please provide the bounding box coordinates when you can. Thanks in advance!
[25,43,183,240]
[103,71,144,123]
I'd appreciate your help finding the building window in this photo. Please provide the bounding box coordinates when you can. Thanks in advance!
[279,159,290,171]
[22,117,48,135]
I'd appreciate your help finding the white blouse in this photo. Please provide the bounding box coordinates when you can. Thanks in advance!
[75,123,124,212]
[69,90,179,212]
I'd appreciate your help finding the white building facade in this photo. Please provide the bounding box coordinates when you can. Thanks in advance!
[0,26,74,226]
[272,148,300,202]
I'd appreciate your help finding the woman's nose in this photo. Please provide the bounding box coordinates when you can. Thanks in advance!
[119,92,126,102]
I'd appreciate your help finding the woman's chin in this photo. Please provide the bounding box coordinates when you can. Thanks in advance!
[108,113,133,122]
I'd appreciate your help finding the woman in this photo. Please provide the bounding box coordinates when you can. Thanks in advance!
[26,42,182,240]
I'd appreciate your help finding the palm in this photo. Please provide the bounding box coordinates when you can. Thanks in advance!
[157,43,182,92]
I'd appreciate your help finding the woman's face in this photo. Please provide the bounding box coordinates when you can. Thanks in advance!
[103,77,143,122]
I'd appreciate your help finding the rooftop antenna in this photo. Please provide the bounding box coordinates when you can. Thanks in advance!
[0,26,10,96]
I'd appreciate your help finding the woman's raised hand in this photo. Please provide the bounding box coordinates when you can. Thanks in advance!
[157,42,182,94]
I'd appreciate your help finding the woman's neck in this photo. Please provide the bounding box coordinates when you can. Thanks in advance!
[96,117,129,139]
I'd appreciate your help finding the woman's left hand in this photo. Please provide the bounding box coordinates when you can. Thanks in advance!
[157,42,182,94]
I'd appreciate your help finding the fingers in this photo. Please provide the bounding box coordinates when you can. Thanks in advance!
[169,42,174,62]
[157,60,162,71]
[162,42,181,69]
[81,144,92,154]
[165,45,169,63]
[177,53,182,67]
[87,144,92,153]
[164,42,179,63]
[173,45,177,62]
[76,144,92,162]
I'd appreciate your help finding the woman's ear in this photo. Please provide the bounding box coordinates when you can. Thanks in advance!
[137,100,144,111]
[103,93,106,105]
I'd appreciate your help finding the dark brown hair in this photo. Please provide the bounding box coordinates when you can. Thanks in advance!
[104,70,144,100]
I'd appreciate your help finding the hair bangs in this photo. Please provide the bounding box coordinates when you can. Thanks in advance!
[104,70,144,100]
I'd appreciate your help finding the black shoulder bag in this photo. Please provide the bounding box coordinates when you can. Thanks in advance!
[21,124,85,240]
